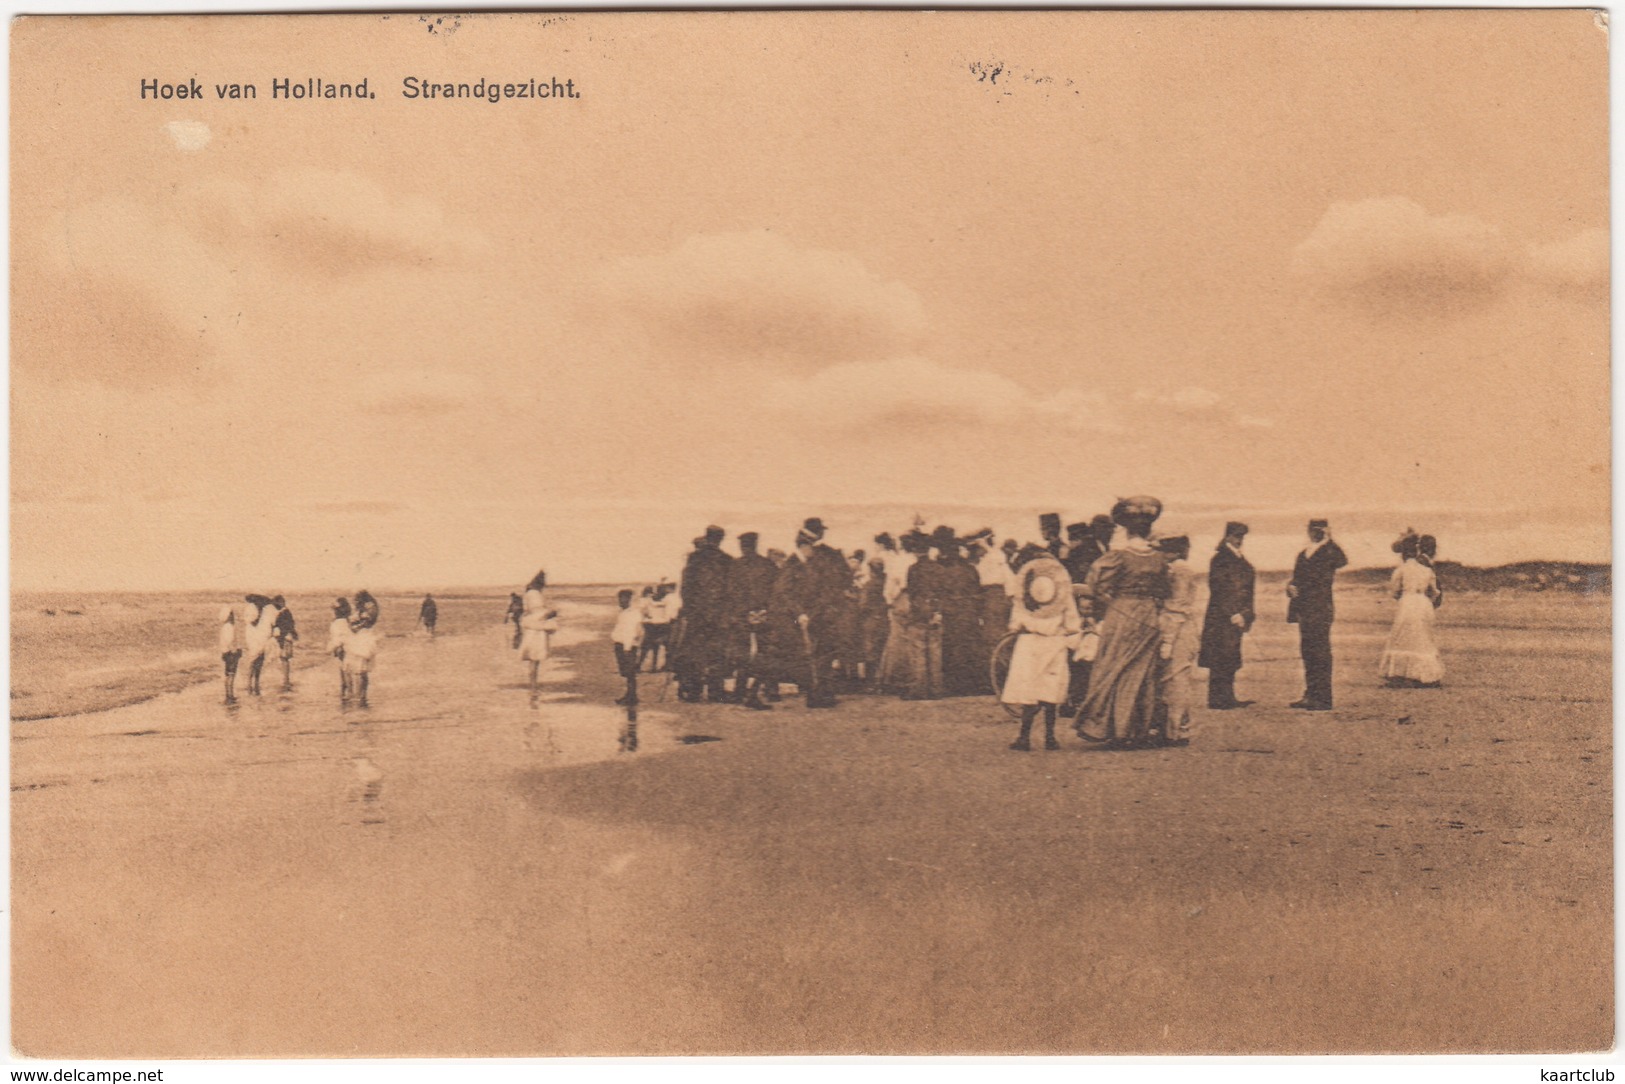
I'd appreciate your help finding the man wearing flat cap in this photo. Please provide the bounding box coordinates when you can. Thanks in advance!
[1286,518,1348,711]
[673,525,734,703]
[1199,521,1256,710]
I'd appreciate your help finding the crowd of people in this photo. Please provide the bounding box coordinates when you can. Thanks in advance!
[597,503,1447,751]
[210,507,1447,748]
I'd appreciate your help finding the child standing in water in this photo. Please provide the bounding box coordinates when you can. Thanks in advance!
[272,596,298,691]
[328,598,353,702]
[347,590,380,707]
[518,571,559,699]
[218,605,245,704]
[611,588,645,750]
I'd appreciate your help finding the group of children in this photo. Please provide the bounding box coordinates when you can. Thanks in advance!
[216,594,299,704]
[216,591,379,707]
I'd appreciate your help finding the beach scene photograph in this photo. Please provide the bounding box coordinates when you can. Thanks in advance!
[9,11,1612,1058]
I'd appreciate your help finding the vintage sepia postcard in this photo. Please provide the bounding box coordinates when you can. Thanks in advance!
[9,10,1611,1058]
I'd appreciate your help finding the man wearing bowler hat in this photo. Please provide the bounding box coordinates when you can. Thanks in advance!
[1286,518,1348,710]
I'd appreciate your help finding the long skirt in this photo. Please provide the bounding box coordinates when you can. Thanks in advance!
[1158,620,1199,738]
[1078,597,1163,744]
[878,592,920,690]
[877,603,940,699]
[940,603,985,696]
[1000,632,1071,705]
[858,603,890,674]
[1378,593,1444,683]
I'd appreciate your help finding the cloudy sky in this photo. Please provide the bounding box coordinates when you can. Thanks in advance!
[12,11,1609,590]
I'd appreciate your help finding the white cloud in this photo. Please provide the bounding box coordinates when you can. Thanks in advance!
[765,356,1112,433]
[187,169,488,272]
[598,230,927,369]
[163,120,212,152]
[1292,197,1514,314]
[1133,385,1273,429]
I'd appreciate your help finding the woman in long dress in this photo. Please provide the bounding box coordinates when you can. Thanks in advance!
[877,532,926,694]
[1000,545,1081,751]
[1075,496,1171,747]
[1156,535,1200,745]
[519,570,559,697]
[1379,534,1444,687]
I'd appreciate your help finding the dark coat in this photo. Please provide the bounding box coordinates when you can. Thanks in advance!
[1286,540,1348,626]
[680,543,735,619]
[1062,538,1105,585]
[759,544,849,677]
[1198,545,1255,673]
[727,552,779,619]
[674,543,735,671]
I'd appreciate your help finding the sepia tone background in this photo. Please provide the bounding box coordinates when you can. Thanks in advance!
[10,11,1611,1058]
[10,10,1609,592]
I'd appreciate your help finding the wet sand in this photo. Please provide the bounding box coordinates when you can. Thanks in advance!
[11,587,1611,1055]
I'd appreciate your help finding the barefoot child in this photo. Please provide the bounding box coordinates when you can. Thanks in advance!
[328,598,353,702]
[519,571,559,698]
[272,596,298,691]
[611,588,644,749]
[218,605,245,704]
[347,590,380,707]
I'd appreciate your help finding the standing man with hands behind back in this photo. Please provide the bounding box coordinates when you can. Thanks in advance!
[1199,521,1256,710]
[1286,518,1348,711]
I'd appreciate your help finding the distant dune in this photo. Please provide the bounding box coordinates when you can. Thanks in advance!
[1328,561,1611,595]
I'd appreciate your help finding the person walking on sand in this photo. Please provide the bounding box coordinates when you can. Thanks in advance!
[1198,522,1256,710]
[418,594,438,638]
[242,594,278,697]
[1075,497,1172,747]
[611,588,644,749]
[1001,544,1081,751]
[519,571,560,697]
[218,604,246,704]
[1286,518,1348,711]
[328,597,353,702]
[1379,532,1445,688]
[272,595,298,692]
[1155,535,1200,745]
[347,590,381,707]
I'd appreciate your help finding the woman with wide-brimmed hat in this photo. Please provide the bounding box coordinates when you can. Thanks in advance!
[1075,496,1172,747]
[1379,531,1445,687]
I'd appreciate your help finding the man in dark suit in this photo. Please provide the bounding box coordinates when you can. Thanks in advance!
[1286,518,1348,711]
[770,517,849,709]
[673,525,735,702]
[1198,521,1255,709]
[727,531,780,709]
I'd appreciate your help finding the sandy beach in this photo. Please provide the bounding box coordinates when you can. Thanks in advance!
[11,584,1611,1056]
